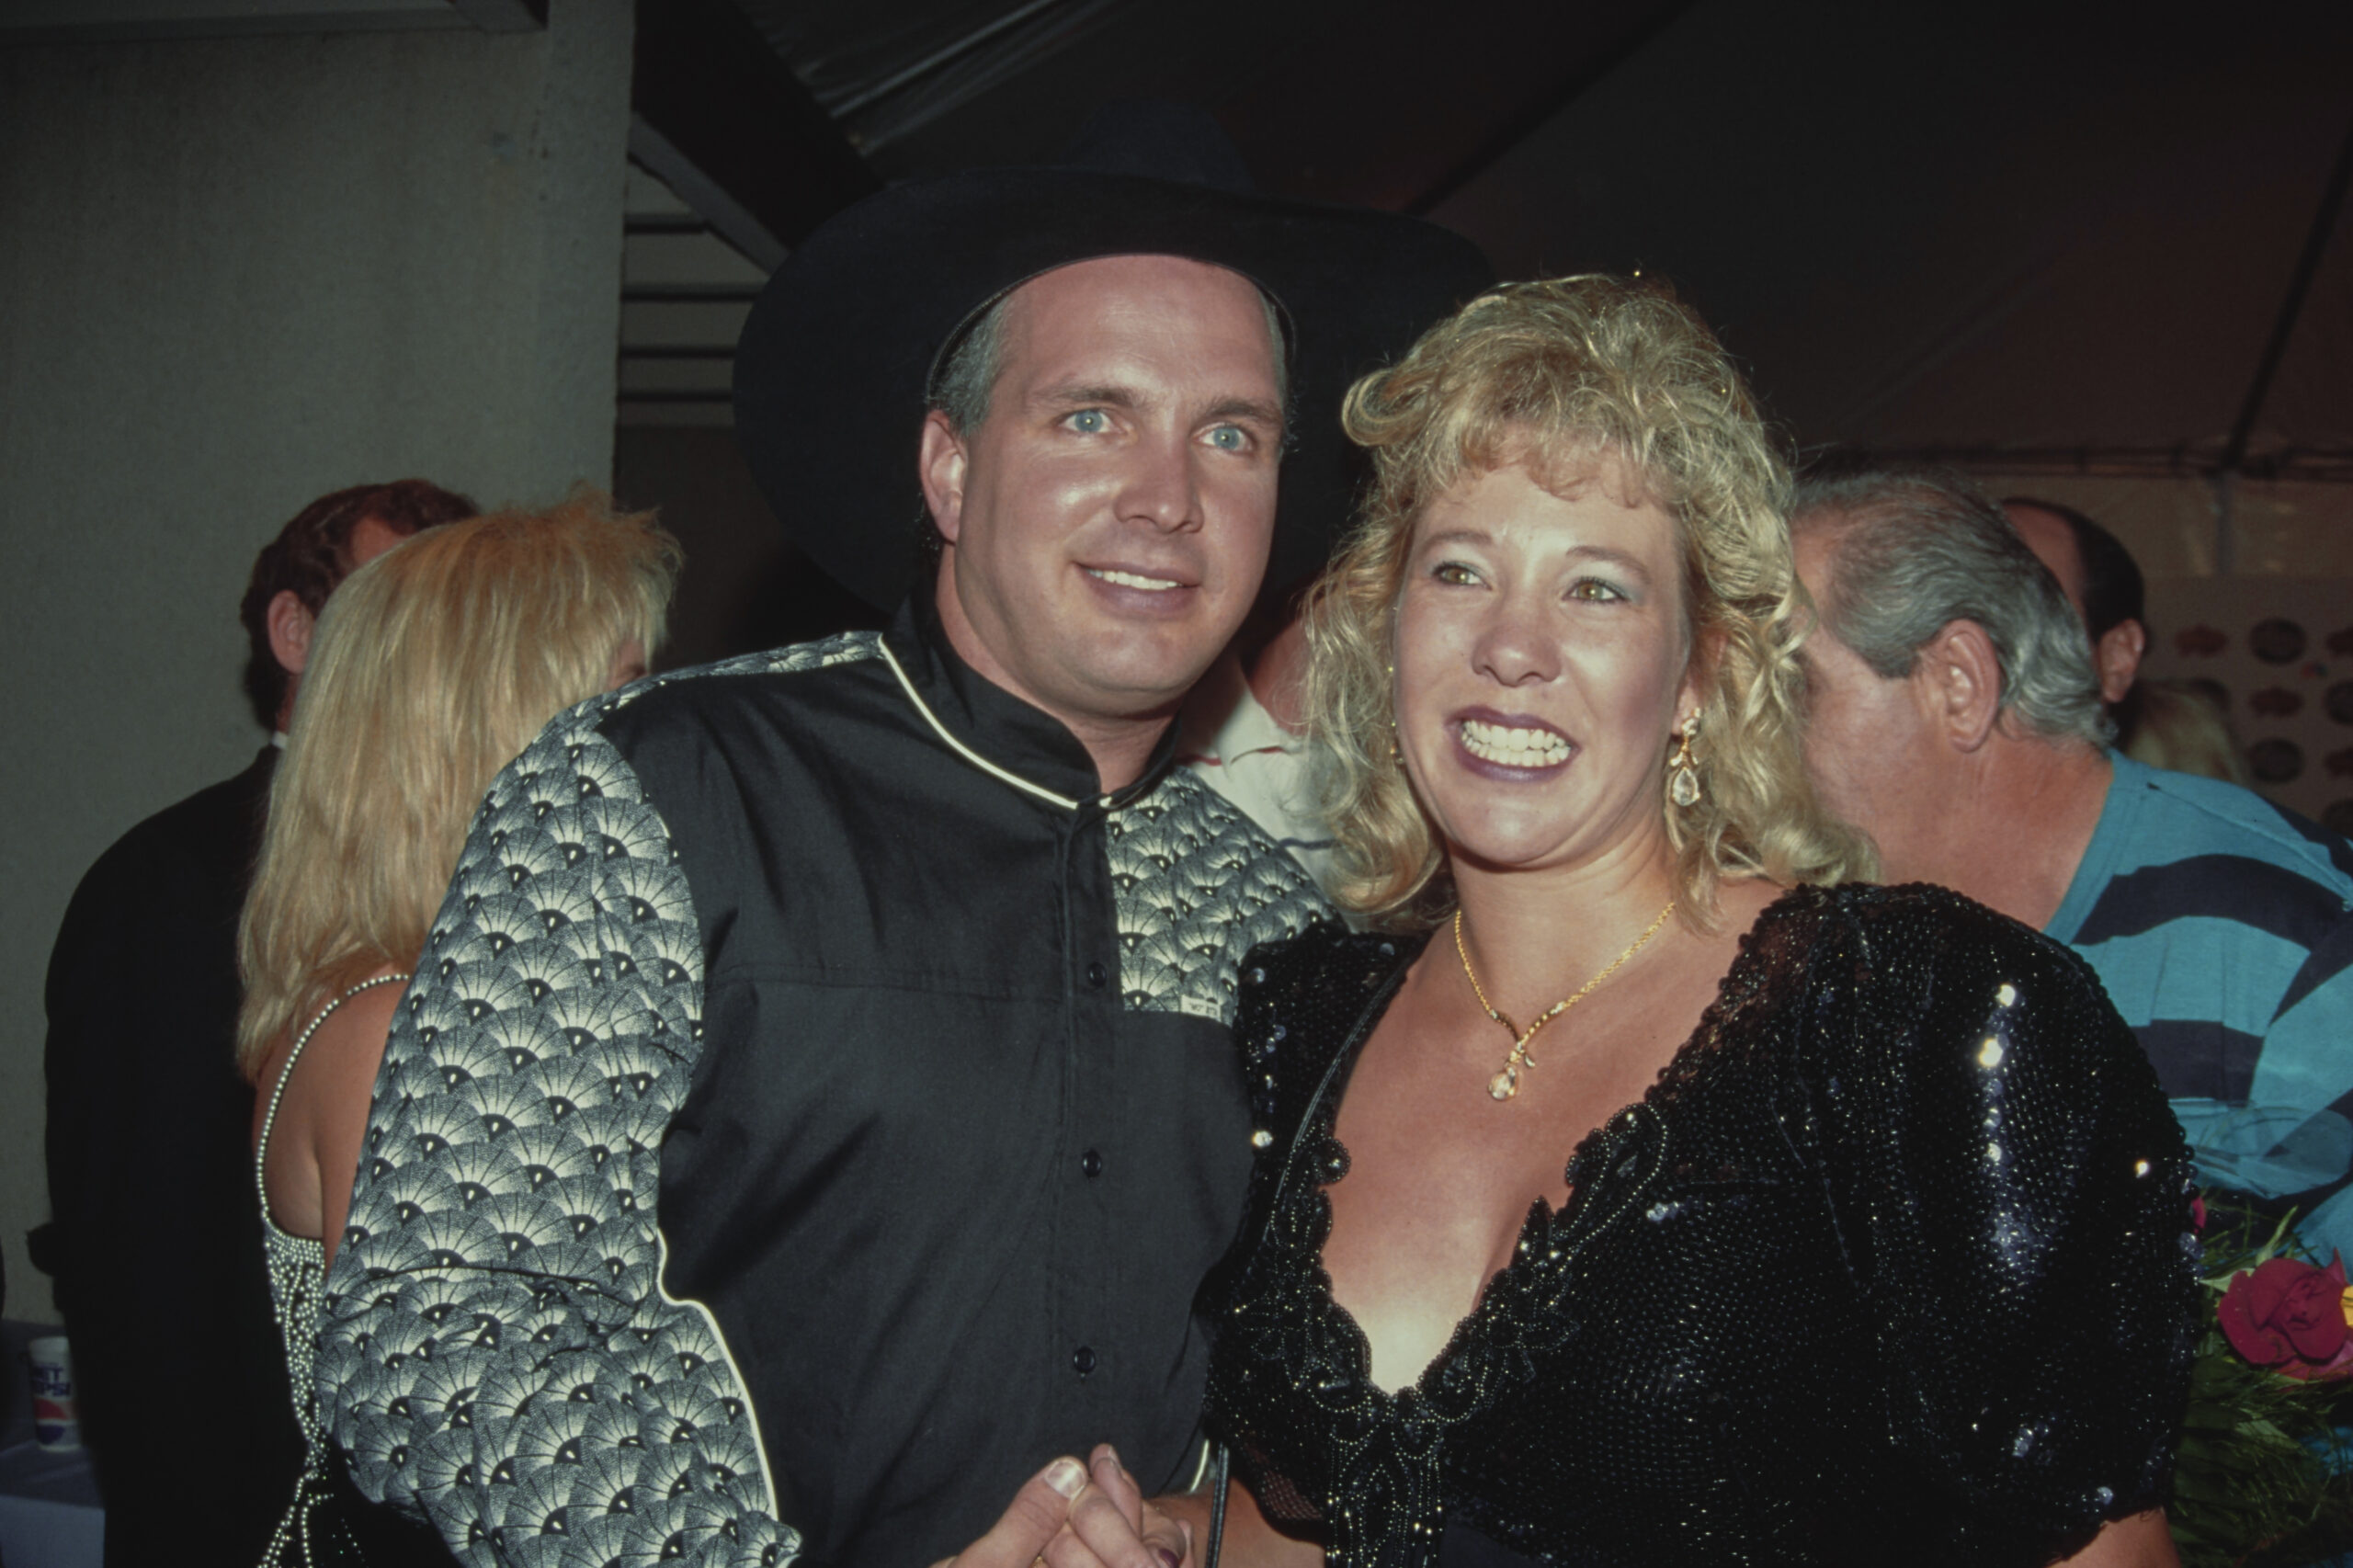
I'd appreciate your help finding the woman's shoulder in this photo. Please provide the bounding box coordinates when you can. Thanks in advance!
[1774,880,2096,998]
[1242,916,1415,985]
[1779,881,2164,1127]
[1233,920,1420,1120]
[1775,877,2037,938]
[1235,918,1422,1039]
[270,975,410,1122]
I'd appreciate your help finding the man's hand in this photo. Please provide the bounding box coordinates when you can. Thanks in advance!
[1047,1445,1191,1568]
[935,1448,1191,1568]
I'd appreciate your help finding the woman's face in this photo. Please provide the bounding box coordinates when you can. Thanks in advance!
[1392,456,1696,878]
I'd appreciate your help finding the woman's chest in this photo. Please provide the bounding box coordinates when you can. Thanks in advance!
[1427,1112,1877,1537]
[1318,985,1770,1396]
[1315,1029,1874,1448]
[1217,1037,1888,1550]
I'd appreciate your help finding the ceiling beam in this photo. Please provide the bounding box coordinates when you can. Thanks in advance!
[631,0,879,260]
[2219,110,2353,476]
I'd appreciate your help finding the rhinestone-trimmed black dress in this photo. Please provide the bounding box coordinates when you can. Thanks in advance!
[1200,884,2200,1568]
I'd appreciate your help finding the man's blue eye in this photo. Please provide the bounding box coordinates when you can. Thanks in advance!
[1209,426,1247,451]
[1068,409,1108,434]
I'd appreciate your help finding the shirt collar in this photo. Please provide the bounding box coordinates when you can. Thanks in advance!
[1176,648,1299,767]
[2043,750,2135,942]
[880,581,1179,812]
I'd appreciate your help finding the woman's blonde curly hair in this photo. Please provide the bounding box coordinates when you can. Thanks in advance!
[1302,275,1875,928]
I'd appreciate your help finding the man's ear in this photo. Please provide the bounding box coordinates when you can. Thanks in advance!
[918,410,971,547]
[2096,618,2146,705]
[1915,619,2004,752]
[267,589,314,677]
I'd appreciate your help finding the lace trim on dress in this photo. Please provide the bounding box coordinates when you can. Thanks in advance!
[255,972,411,1568]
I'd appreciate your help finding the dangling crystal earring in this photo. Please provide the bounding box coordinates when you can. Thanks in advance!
[1667,717,1701,808]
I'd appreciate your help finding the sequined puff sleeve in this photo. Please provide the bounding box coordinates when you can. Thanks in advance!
[1802,886,2200,1566]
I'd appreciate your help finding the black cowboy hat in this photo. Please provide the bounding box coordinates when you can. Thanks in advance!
[733,143,1492,611]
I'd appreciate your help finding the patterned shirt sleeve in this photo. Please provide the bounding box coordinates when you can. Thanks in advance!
[318,701,794,1568]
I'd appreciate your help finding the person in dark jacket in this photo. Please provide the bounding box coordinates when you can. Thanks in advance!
[315,133,1490,1568]
[40,478,472,1568]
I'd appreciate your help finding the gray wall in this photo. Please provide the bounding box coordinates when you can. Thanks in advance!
[0,2,634,1320]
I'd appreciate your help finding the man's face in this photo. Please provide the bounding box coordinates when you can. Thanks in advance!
[271,513,415,726]
[924,254,1285,736]
[1793,528,1952,881]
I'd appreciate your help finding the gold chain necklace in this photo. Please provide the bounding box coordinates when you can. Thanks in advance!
[1454,899,1677,1102]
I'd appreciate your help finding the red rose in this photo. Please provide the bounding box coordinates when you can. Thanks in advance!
[2219,1255,2353,1379]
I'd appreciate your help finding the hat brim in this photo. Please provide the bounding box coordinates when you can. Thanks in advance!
[733,166,1492,611]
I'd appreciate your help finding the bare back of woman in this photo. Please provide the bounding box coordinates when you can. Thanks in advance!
[251,970,405,1269]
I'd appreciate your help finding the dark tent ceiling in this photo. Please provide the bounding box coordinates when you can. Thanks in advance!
[729,0,1683,208]
[1425,1,2353,478]
[648,0,2352,481]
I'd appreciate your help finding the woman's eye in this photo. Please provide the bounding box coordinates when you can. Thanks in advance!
[1066,409,1109,434]
[1569,579,1625,602]
[1432,562,1480,586]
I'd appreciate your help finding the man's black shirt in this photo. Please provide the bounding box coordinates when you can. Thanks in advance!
[323,596,1328,1566]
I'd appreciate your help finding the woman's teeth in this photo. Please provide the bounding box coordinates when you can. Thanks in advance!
[1087,567,1180,590]
[1460,718,1571,768]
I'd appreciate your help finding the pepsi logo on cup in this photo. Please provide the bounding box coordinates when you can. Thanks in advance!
[29,1335,78,1451]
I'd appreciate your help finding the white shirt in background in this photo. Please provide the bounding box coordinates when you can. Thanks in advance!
[1177,650,1338,896]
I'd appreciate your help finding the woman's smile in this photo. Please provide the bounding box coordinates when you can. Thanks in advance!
[1451,709,1575,774]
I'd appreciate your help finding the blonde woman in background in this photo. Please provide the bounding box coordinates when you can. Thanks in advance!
[236,492,680,1567]
[2121,679,2253,786]
[1185,279,2198,1568]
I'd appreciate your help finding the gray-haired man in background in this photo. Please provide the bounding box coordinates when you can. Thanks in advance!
[1790,469,2353,1259]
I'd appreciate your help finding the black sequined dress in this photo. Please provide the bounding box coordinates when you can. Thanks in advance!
[1200,884,2200,1568]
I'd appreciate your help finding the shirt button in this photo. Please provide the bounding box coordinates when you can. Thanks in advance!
[1072,1346,1097,1378]
[1086,961,1108,989]
[1080,1149,1103,1178]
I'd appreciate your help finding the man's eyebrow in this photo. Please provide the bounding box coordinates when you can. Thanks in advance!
[1202,396,1286,429]
[1032,382,1141,410]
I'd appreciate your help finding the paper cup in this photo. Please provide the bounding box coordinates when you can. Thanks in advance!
[28,1334,78,1450]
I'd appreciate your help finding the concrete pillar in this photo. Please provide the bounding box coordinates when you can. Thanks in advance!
[0,0,634,1318]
